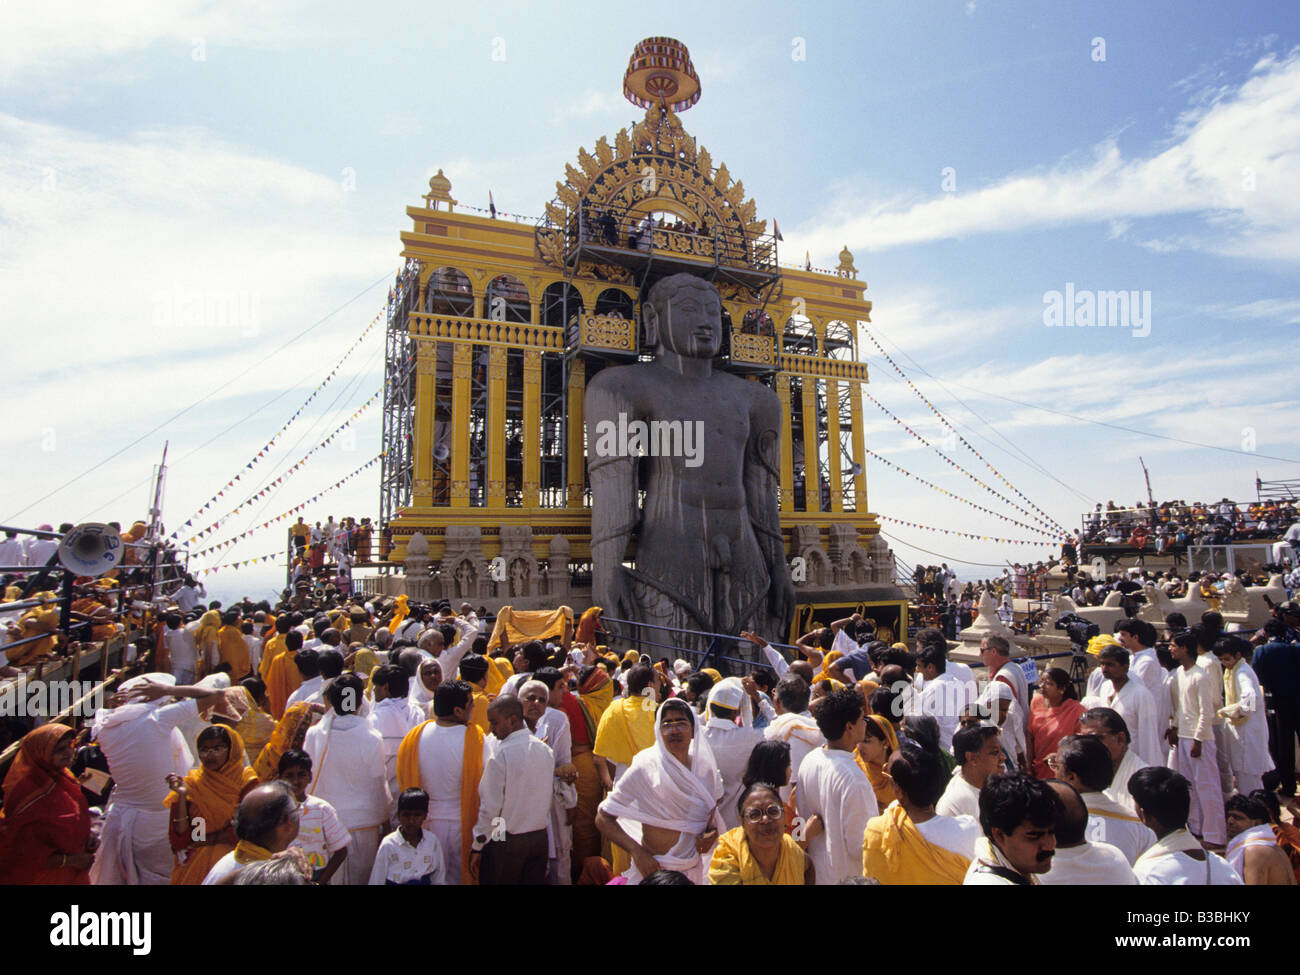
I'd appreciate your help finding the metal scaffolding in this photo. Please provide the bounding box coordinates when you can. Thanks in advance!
[378,260,420,545]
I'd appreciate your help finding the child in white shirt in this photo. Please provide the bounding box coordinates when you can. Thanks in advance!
[369,788,446,885]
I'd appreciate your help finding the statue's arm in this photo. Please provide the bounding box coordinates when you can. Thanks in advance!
[584,374,638,617]
[745,389,794,626]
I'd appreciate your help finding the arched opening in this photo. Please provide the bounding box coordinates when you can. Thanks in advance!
[540,282,584,328]
[741,309,774,336]
[783,316,817,355]
[594,288,635,319]
[485,274,531,323]
[425,266,473,317]
[824,320,855,360]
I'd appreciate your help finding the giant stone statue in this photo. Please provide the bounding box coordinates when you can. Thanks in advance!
[585,273,794,656]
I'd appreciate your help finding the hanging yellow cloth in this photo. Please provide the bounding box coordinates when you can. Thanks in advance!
[485,605,573,652]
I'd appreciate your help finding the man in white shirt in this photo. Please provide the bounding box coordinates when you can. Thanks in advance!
[90,676,224,885]
[1039,780,1136,885]
[397,680,491,885]
[171,577,205,614]
[162,613,199,685]
[0,531,25,568]
[916,643,964,751]
[980,634,1029,739]
[1079,706,1150,815]
[963,772,1061,885]
[469,695,555,885]
[1082,645,1162,766]
[1129,767,1242,885]
[304,674,391,885]
[701,678,765,831]
[763,675,824,804]
[1055,734,1155,865]
[24,526,60,568]
[369,665,427,813]
[283,649,324,710]
[1167,631,1227,846]
[796,688,877,884]
[1191,622,1234,795]
[938,724,1002,820]
[1114,618,1168,731]
[1214,636,1275,795]
[202,781,301,885]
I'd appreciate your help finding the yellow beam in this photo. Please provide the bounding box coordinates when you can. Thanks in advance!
[776,375,793,513]
[827,378,843,513]
[450,342,472,507]
[850,385,868,512]
[566,358,585,508]
[801,376,819,513]
[486,345,507,506]
[522,350,541,508]
[412,339,436,506]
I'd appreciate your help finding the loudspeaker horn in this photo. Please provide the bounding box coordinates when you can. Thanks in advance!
[57,523,125,577]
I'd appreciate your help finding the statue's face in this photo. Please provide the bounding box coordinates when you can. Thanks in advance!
[656,283,721,358]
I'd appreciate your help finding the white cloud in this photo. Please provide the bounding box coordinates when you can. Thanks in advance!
[789,48,1300,263]
[0,0,295,83]
[0,111,394,523]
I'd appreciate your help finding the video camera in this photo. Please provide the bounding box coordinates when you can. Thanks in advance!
[1055,612,1099,651]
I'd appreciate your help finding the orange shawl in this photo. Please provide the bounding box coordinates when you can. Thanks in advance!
[252,703,315,781]
[863,802,971,885]
[855,715,899,809]
[396,720,485,885]
[164,727,258,885]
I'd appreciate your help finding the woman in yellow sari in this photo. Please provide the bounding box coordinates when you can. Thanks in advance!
[710,783,811,885]
[856,714,899,809]
[164,726,259,884]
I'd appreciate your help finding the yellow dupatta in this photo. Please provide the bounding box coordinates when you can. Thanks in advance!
[709,827,805,885]
[592,696,655,767]
[863,803,971,885]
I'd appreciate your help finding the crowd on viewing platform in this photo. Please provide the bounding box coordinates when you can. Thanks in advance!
[1080,498,1300,554]
[286,516,375,600]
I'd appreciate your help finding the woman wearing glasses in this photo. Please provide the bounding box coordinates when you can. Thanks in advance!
[709,782,813,885]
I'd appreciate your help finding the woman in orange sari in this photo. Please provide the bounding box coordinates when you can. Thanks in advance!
[0,724,95,884]
[1027,667,1085,778]
[164,725,259,884]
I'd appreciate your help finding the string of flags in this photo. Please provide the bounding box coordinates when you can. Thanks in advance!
[181,390,381,544]
[877,515,1056,547]
[864,447,1059,539]
[185,453,384,557]
[193,551,285,578]
[863,390,1062,536]
[860,327,1071,535]
[171,312,383,537]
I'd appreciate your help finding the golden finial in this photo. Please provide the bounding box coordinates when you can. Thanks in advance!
[837,245,857,278]
[424,169,456,210]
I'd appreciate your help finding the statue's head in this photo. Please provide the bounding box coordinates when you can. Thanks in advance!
[642,274,722,359]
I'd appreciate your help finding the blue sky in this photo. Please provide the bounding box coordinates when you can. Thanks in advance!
[2,0,1298,599]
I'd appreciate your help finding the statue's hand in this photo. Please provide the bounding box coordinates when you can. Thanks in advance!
[770,570,796,625]
[594,565,633,623]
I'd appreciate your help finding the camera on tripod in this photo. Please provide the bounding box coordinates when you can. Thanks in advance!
[1055,612,1099,651]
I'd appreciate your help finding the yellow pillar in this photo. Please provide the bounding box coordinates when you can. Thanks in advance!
[800,373,819,512]
[776,375,793,513]
[850,382,868,512]
[412,338,437,507]
[827,378,843,513]
[523,350,542,508]
[486,345,507,507]
[566,357,585,508]
[450,342,472,508]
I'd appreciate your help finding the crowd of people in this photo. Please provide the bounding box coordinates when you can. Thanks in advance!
[1,572,1296,886]
[287,516,375,599]
[1080,498,1300,553]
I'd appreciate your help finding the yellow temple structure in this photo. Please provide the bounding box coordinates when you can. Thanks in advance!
[374,38,905,643]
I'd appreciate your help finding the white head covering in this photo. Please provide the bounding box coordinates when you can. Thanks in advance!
[598,700,723,833]
[704,676,752,730]
[91,673,177,736]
